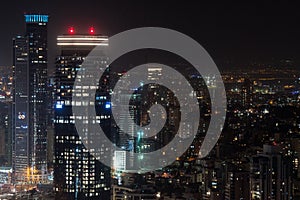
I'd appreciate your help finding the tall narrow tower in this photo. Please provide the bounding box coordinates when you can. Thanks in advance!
[12,14,49,185]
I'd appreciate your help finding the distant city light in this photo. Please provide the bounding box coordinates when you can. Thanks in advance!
[89,27,95,34]
[56,101,64,109]
[68,27,75,34]
[105,102,111,109]
[57,35,109,46]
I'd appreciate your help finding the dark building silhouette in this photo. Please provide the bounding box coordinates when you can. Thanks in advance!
[225,170,250,200]
[250,144,293,200]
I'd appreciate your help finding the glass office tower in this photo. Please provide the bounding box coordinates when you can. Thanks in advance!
[12,14,49,185]
[54,33,111,199]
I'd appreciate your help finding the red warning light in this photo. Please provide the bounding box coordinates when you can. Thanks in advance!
[68,27,75,34]
[89,27,95,34]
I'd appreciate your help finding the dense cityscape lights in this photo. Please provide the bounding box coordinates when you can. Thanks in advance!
[0,3,299,200]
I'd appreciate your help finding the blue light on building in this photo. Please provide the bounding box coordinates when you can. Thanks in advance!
[292,90,299,95]
[56,101,64,109]
[105,102,111,109]
[25,14,49,23]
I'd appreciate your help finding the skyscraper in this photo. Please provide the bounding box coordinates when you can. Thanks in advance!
[54,30,111,199]
[250,144,293,200]
[225,170,250,200]
[241,78,253,108]
[0,65,13,167]
[12,14,49,185]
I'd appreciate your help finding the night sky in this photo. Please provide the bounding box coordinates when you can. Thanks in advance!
[1,1,300,72]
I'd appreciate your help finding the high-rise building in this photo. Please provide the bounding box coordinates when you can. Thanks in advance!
[224,170,250,200]
[199,159,224,200]
[54,31,111,199]
[0,66,13,167]
[12,14,49,185]
[241,78,253,108]
[0,103,12,167]
[250,144,293,200]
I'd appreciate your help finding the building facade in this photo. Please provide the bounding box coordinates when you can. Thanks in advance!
[12,14,49,185]
[54,32,111,199]
[250,144,293,200]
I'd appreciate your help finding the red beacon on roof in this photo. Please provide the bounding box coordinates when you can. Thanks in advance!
[89,27,95,34]
[68,26,75,34]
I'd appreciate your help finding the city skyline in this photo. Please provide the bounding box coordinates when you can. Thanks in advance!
[0,2,299,200]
